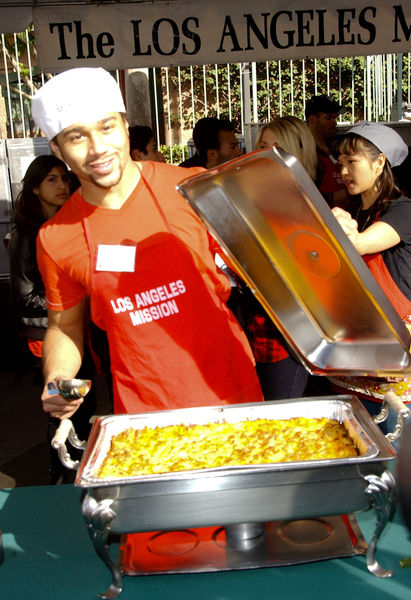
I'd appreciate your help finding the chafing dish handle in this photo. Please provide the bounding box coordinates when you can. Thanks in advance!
[377,392,411,443]
[51,419,86,471]
[365,470,397,578]
[82,494,123,600]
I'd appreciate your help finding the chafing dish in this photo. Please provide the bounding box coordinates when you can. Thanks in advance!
[67,396,396,598]
[78,397,381,488]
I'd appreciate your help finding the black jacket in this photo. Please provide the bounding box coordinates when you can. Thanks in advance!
[179,152,206,168]
[8,226,48,340]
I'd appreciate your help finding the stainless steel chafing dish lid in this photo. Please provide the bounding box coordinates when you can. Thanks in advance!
[75,398,384,487]
[177,148,411,377]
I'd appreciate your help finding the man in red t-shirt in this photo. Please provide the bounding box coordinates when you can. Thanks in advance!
[306,95,349,209]
[32,68,262,419]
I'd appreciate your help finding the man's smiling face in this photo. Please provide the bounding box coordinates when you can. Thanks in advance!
[52,113,130,190]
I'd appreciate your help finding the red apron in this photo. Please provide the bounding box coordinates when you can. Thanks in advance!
[331,254,411,405]
[363,252,411,320]
[82,170,262,414]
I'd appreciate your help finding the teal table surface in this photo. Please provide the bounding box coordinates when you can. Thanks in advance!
[1,484,411,600]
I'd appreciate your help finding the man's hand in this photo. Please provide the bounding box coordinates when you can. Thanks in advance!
[41,376,84,419]
[41,302,86,419]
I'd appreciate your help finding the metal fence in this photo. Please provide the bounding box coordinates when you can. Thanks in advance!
[1,29,411,161]
[1,29,411,278]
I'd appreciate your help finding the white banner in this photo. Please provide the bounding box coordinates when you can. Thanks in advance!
[0,6,32,34]
[33,0,411,72]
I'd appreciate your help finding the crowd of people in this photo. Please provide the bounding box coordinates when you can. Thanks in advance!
[7,67,411,485]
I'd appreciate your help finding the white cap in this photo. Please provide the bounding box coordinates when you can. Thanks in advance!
[32,68,126,140]
[347,121,408,167]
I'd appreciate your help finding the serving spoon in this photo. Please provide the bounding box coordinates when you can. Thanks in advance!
[48,379,92,470]
[47,378,92,400]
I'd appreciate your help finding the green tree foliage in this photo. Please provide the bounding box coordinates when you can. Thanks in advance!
[166,55,411,129]
[1,26,47,96]
[160,144,189,164]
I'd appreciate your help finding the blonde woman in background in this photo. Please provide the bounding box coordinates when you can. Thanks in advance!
[239,116,319,401]
[255,115,318,181]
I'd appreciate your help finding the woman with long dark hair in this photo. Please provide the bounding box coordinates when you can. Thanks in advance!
[8,155,71,360]
[8,155,96,482]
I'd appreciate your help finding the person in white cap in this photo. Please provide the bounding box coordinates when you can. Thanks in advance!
[332,121,411,307]
[32,67,263,421]
[331,121,411,437]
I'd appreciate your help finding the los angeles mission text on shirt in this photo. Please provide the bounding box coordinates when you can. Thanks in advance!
[110,280,186,326]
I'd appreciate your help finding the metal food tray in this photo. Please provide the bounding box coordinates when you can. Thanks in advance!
[76,398,380,487]
[75,397,396,597]
[177,148,411,377]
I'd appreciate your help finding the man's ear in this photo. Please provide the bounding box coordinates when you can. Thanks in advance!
[206,148,218,167]
[131,148,144,161]
[122,114,129,130]
[50,140,63,161]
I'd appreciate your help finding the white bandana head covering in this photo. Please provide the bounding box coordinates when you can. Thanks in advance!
[32,67,126,140]
[347,121,408,167]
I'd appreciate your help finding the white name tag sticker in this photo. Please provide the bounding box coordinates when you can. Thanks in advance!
[96,244,136,272]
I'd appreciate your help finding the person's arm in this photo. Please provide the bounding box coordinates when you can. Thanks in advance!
[351,220,401,254]
[41,300,85,419]
[8,231,47,317]
[332,207,401,255]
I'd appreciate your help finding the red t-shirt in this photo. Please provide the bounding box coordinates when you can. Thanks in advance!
[317,148,345,194]
[37,163,229,318]
[37,161,262,412]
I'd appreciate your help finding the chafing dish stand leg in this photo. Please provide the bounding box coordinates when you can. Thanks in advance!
[364,470,397,578]
[82,493,123,599]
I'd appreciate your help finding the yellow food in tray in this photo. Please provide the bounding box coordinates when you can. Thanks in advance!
[97,417,359,478]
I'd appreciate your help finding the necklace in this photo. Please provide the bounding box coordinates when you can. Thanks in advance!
[355,202,376,232]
